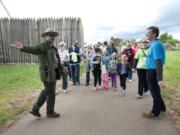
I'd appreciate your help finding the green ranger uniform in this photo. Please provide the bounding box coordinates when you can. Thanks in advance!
[21,41,63,114]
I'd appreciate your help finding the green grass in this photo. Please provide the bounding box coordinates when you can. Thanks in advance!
[0,104,29,125]
[164,51,180,88]
[162,51,180,129]
[0,64,41,125]
[0,65,41,93]
[163,51,180,101]
[0,63,85,125]
[80,63,85,76]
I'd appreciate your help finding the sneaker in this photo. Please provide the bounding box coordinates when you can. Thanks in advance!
[102,86,106,90]
[103,86,108,90]
[122,90,126,96]
[47,112,60,118]
[128,79,132,82]
[121,89,125,96]
[142,112,158,119]
[105,87,109,90]
[61,89,68,93]
[136,94,143,99]
[144,91,149,96]
[92,87,97,92]
[30,110,41,117]
[63,90,68,93]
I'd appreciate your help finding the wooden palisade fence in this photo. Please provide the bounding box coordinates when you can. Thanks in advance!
[0,17,84,64]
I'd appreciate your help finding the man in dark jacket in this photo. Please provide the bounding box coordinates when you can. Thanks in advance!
[11,28,63,118]
[68,40,83,85]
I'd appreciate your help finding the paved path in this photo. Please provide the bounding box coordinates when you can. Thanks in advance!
[1,75,179,135]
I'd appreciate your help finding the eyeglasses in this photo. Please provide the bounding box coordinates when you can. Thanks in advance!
[146,30,153,36]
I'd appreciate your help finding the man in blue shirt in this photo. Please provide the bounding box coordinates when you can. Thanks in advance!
[143,26,166,118]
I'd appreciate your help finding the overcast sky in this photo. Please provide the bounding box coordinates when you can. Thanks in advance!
[0,0,180,43]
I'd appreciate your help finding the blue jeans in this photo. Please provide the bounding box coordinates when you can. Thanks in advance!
[128,70,132,80]
[69,64,80,84]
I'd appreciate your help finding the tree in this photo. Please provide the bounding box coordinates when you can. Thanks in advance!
[160,32,169,43]
[111,37,124,47]
[160,32,179,46]
[166,39,176,46]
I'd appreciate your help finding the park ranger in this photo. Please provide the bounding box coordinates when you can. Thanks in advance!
[11,28,64,118]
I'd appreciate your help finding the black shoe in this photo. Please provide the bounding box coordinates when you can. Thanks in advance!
[47,112,60,118]
[30,110,41,117]
[161,109,166,113]
[85,83,89,86]
[161,107,166,112]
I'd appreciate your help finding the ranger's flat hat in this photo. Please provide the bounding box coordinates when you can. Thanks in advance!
[41,28,59,37]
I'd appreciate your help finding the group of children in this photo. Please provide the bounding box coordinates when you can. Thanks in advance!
[85,45,132,96]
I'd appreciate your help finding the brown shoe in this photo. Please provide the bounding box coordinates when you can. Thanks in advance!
[142,112,158,119]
